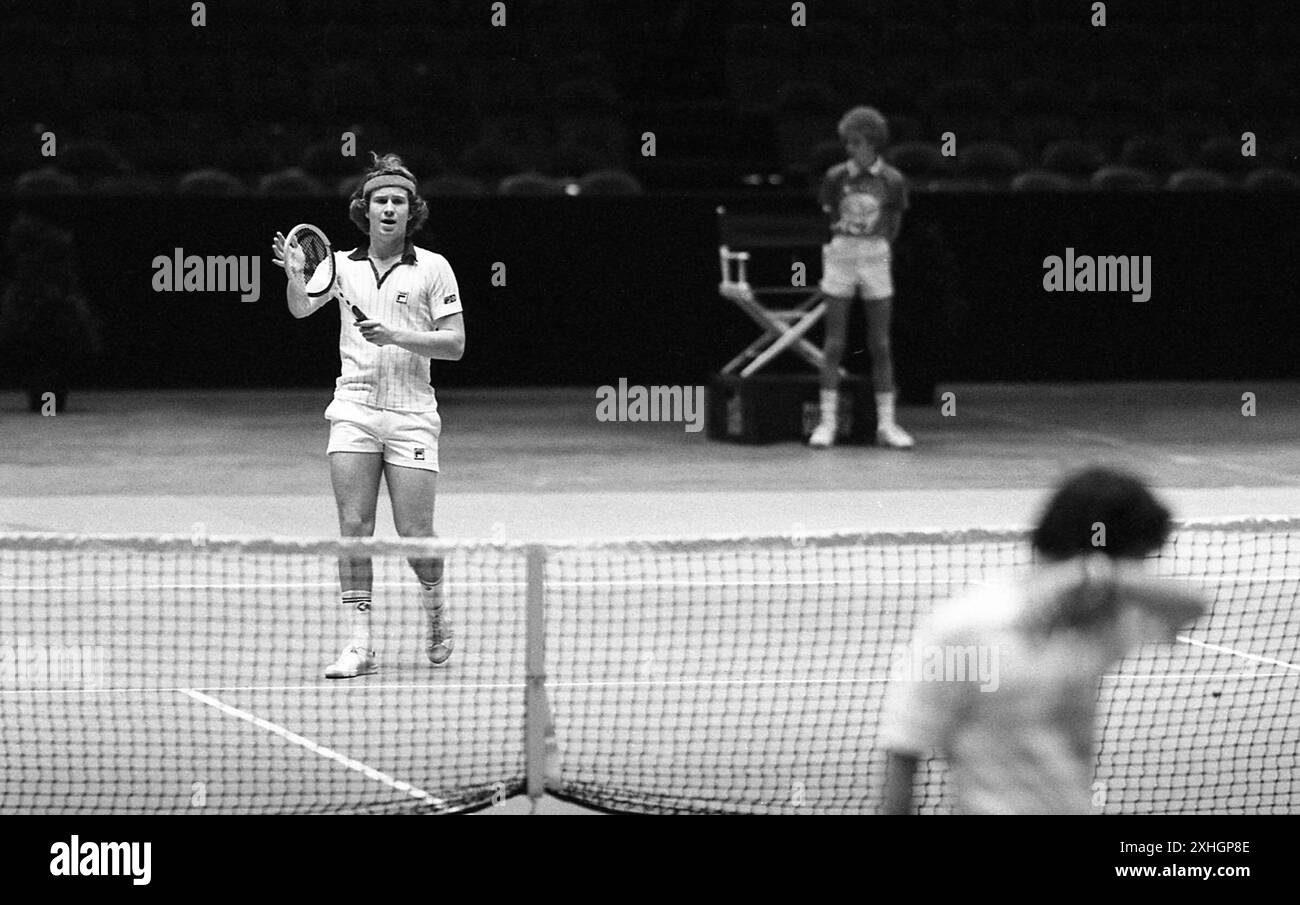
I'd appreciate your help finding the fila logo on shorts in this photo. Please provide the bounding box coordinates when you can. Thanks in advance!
[414,448,425,461]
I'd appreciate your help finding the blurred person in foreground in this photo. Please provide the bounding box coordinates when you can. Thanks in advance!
[879,466,1208,814]
[0,213,102,413]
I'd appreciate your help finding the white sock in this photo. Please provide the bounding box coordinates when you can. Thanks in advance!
[876,391,896,428]
[420,577,444,612]
[342,590,372,649]
[819,388,839,423]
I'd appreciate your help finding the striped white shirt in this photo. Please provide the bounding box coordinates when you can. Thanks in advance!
[329,241,462,412]
[878,558,1203,815]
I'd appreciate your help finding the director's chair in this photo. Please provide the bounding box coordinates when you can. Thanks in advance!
[716,206,848,379]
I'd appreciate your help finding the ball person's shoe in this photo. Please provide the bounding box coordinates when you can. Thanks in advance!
[324,644,378,679]
[425,603,454,666]
[808,420,837,449]
[876,422,915,449]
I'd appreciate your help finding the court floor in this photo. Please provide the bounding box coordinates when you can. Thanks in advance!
[1,383,1297,814]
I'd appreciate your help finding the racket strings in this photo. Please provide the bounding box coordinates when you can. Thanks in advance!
[294,233,327,279]
[291,228,333,295]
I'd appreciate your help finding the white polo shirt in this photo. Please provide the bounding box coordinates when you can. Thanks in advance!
[327,240,463,412]
[878,558,1203,815]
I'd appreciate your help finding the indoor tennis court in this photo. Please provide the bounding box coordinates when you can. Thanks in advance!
[2,383,1296,814]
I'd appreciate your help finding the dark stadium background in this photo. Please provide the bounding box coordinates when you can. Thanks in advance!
[2,0,1298,393]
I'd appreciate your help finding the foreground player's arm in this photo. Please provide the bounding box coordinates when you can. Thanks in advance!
[357,312,465,360]
[877,604,971,814]
[1112,565,1209,641]
[881,751,919,815]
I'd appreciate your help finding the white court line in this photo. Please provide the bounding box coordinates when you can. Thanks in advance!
[180,688,445,809]
[1104,671,1295,681]
[968,407,1298,484]
[0,681,526,696]
[5,574,1293,594]
[548,672,1292,687]
[1175,636,1300,672]
[4,669,1292,698]
[0,582,465,592]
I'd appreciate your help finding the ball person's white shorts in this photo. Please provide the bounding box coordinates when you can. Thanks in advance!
[819,235,894,300]
[325,398,441,472]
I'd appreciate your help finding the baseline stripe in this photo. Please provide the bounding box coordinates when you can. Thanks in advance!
[4,670,1289,698]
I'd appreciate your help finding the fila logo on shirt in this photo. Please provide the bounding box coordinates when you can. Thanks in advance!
[396,291,408,304]
[414,448,426,461]
[443,293,457,306]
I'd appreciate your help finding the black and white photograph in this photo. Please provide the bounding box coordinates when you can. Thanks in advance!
[0,0,1296,880]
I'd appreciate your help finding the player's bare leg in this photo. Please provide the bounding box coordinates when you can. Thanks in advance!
[865,296,913,448]
[386,462,452,665]
[325,451,383,677]
[811,294,851,448]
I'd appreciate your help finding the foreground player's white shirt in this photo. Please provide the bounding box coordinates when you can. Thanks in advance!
[330,242,462,412]
[879,558,1196,815]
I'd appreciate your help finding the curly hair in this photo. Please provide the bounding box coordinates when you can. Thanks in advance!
[347,153,430,236]
[1031,466,1172,562]
[837,106,890,149]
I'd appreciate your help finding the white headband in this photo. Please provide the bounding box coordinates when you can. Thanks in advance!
[363,173,416,196]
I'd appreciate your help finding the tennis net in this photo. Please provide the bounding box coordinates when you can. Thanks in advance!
[1,519,1296,814]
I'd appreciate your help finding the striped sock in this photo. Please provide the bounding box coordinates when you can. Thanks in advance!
[341,589,372,648]
[420,577,444,612]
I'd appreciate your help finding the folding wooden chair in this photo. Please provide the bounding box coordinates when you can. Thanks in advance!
[716,206,847,379]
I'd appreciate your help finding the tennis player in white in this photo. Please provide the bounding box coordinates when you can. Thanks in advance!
[879,467,1207,814]
[272,153,465,679]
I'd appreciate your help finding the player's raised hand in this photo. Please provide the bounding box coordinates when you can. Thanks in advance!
[272,231,306,284]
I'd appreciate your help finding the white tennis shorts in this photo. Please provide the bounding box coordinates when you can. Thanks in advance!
[325,398,442,472]
[819,235,894,300]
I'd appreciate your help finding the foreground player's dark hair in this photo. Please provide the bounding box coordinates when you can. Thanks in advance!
[1032,466,1172,561]
[348,152,430,236]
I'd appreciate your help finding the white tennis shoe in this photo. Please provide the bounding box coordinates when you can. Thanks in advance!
[425,603,454,666]
[809,420,837,448]
[876,422,915,449]
[325,644,378,679]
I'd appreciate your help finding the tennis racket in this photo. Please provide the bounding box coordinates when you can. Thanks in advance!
[283,223,336,298]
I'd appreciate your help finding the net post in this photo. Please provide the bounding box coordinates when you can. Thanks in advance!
[524,544,558,808]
